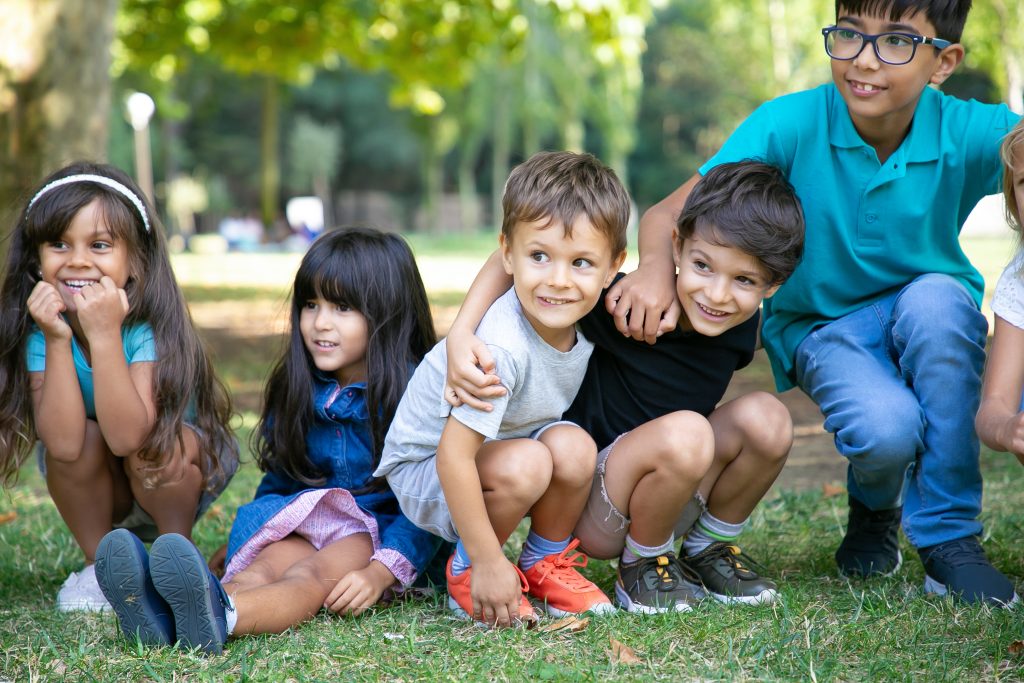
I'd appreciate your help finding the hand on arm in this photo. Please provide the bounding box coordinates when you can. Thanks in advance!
[324,560,396,616]
[83,277,156,456]
[436,417,522,628]
[27,283,87,460]
[608,173,700,344]
[976,316,1024,463]
[445,249,511,411]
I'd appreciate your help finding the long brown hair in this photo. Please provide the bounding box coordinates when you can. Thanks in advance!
[0,162,236,487]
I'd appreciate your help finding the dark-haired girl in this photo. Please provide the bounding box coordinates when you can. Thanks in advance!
[0,162,238,611]
[96,227,444,654]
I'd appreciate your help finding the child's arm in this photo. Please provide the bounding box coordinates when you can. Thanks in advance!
[445,249,510,411]
[976,315,1024,463]
[82,277,157,456]
[27,282,87,460]
[436,415,524,627]
[607,173,701,344]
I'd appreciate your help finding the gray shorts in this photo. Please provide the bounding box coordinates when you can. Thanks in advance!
[385,420,575,543]
[573,434,706,560]
[36,430,238,543]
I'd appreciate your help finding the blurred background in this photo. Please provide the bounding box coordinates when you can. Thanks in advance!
[2,0,1021,250]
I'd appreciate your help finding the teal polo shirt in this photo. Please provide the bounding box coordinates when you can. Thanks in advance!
[700,83,1019,391]
[26,322,157,419]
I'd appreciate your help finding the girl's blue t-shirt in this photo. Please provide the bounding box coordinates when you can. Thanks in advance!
[26,323,157,419]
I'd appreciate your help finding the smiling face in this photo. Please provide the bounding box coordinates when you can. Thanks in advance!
[830,7,962,144]
[37,198,131,318]
[673,227,778,337]
[501,216,624,351]
[299,296,369,386]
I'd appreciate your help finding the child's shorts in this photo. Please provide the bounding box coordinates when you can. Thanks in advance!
[36,429,238,543]
[386,420,577,544]
[573,433,705,560]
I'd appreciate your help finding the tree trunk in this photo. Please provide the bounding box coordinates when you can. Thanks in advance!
[260,75,281,228]
[0,0,118,238]
[490,66,513,231]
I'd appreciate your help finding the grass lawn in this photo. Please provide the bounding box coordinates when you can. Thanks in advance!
[1,233,1023,681]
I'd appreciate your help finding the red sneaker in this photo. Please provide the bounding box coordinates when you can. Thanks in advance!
[445,554,537,626]
[520,539,614,616]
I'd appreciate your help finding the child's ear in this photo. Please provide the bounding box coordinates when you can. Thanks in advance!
[499,233,514,275]
[671,227,682,268]
[929,43,964,86]
[603,249,627,287]
[764,283,781,299]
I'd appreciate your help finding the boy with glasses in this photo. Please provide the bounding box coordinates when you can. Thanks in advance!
[610,0,1020,606]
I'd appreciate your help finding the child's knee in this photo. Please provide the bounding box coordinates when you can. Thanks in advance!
[543,425,597,489]
[837,397,923,469]
[654,411,715,481]
[487,441,553,502]
[737,392,793,460]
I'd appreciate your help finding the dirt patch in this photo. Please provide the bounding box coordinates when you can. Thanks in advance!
[196,303,845,494]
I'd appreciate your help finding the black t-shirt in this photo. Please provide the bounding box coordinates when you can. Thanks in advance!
[563,273,758,450]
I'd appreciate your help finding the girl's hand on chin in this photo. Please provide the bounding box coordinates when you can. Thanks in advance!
[77,276,130,339]
[26,281,72,340]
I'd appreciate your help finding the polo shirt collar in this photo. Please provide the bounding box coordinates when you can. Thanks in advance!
[827,83,940,162]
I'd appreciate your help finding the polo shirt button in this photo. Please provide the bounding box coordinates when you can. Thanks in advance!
[865,213,877,223]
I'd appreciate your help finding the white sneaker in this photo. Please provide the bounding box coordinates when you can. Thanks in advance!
[57,564,111,612]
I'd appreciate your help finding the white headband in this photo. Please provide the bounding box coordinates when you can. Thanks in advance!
[27,174,151,233]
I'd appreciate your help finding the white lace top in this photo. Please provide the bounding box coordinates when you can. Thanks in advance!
[992,249,1024,329]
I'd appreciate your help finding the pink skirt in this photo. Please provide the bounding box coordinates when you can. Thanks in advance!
[223,488,381,582]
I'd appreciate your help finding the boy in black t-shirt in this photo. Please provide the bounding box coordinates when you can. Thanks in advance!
[446,161,805,613]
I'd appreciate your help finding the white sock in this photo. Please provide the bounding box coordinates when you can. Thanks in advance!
[620,533,674,565]
[224,593,238,635]
[683,512,746,557]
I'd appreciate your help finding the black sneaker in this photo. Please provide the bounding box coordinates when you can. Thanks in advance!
[919,537,1018,607]
[615,552,705,614]
[835,496,902,577]
[685,542,778,605]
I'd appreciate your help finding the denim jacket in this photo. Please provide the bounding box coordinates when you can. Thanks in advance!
[227,374,444,585]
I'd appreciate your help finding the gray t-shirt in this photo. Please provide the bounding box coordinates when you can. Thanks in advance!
[375,287,594,476]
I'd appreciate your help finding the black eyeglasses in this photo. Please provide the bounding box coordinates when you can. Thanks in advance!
[821,26,951,65]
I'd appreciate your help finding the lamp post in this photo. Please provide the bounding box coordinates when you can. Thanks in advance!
[126,92,155,204]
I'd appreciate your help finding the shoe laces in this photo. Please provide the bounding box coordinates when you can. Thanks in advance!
[924,537,989,568]
[530,539,592,590]
[637,554,694,591]
[704,542,764,577]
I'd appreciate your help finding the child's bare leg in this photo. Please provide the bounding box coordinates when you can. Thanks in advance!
[126,426,203,538]
[703,392,792,522]
[45,419,132,561]
[529,424,596,540]
[604,411,714,546]
[476,438,553,542]
[229,533,374,635]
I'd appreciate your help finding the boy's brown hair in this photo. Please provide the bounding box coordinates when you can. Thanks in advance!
[677,161,805,286]
[835,1,972,43]
[501,151,629,259]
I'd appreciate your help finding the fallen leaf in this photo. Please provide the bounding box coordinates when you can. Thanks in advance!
[538,616,589,633]
[822,483,845,498]
[608,637,642,665]
[1009,640,1024,655]
[0,511,16,525]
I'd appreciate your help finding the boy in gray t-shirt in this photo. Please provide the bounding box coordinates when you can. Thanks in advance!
[375,151,627,627]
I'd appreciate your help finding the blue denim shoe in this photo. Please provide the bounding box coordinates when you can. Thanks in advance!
[95,529,174,645]
[919,536,1019,607]
[150,533,231,654]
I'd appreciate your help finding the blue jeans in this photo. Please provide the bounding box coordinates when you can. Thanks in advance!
[794,274,986,549]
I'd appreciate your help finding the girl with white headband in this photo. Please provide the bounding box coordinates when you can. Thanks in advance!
[0,162,239,612]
